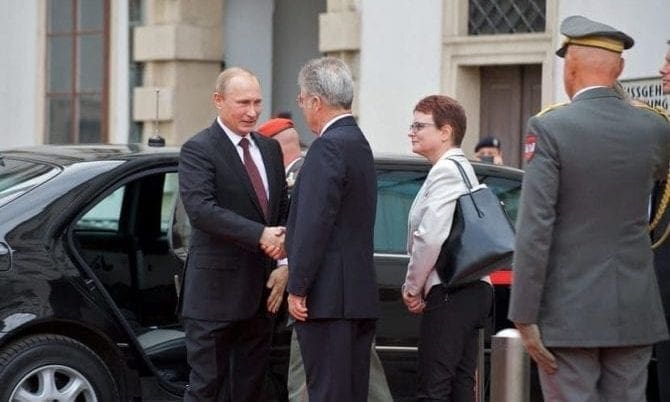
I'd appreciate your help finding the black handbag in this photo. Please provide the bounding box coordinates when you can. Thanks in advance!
[434,159,515,289]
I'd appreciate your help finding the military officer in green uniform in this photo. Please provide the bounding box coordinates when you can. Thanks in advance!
[509,15,670,401]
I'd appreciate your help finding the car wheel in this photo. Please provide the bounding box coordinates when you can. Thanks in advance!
[0,334,120,402]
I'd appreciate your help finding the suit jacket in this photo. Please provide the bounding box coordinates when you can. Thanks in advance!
[509,87,670,347]
[286,116,379,319]
[404,149,479,297]
[178,119,288,321]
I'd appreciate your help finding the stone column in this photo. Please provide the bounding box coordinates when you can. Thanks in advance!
[320,0,361,114]
[132,0,223,145]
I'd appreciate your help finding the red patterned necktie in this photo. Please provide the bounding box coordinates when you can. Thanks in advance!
[238,137,268,218]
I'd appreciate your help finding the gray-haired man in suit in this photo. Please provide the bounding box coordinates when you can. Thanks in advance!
[286,57,379,402]
[509,16,670,401]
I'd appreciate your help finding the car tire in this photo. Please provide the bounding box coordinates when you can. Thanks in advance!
[0,334,120,402]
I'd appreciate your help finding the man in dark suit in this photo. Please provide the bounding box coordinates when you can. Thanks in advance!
[285,57,379,402]
[257,118,393,402]
[178,67,289,402]
[509,16,670,401]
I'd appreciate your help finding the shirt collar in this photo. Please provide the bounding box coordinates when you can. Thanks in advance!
[217,117,256,148]
[438,147,465,161]
[572,85,607,99]
[285,156,302,173]
[320,113,353,136]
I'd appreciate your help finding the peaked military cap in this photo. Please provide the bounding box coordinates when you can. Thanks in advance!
[475,136,501,152]
[556,15,634,57]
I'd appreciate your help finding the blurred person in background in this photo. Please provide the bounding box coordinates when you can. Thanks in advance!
[473,136,504,165]
[257,118,304,190]
[653,39,670,402]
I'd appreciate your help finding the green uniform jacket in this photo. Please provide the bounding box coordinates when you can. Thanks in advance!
[509,87,670,347]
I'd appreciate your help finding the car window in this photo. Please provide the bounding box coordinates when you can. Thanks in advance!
[75,172,178,233]
[375,169,427,254]
[75,186,125,231]
[161,173,179,233]
[480,176,522,223]
[169,195,190,262]
[0,158,60,207]
[71,170,183,331]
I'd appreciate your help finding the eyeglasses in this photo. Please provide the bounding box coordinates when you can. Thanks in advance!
[295,94,305,107]
[296,93,314,107]
[409,122,436,133]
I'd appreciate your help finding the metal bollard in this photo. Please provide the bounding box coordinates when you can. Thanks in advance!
[490,328,530,402]
[476,328,485,402]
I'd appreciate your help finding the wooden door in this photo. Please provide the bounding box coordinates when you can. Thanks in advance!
[480,65,541,168]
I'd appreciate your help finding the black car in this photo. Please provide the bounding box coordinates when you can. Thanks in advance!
[6,144,656,401]
[0,145,520,401]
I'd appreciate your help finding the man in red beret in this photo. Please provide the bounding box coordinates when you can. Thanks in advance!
[257,118,304,189]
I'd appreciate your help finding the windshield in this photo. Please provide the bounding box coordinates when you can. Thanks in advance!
[0,158,61,207]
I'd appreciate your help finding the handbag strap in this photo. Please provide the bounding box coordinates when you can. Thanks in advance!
[447,158,473,190]
[447,158,485,218]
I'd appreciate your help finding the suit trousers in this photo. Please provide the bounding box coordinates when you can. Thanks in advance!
[655,339,670,401]
[183,315,272,402]
[287,330,393,402]
[538,346,652,402]
[295,318,376,402]
[417,281,493,402]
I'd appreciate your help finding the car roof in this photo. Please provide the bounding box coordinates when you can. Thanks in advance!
[1,144,180,167]
[0,145,524,178]
[374,151,524,177]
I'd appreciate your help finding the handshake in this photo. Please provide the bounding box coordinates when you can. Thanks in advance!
[260,226,287,259]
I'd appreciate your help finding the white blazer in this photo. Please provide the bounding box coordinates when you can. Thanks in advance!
[403,148,484,298]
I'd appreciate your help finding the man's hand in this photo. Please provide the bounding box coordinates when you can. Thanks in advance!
[402,288,425,314]
[259,226,286,259]
[266,265,288,313]
[514,322,558,374]
[260,242,286,259]
[287,293,308,321]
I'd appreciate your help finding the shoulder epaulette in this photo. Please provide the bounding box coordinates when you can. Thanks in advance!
[631,102,669,122]
[536,102,569,117]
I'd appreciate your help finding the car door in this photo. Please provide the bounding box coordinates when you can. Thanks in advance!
[372,160,429,400]
[71,167,188,396]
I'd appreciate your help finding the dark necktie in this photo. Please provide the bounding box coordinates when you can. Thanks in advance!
[238,137,268,218]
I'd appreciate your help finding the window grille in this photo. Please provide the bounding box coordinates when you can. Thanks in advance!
[469,0,545,35]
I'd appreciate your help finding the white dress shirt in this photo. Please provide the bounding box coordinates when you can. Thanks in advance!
[217,118,287,267]
[217,117,269,197]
